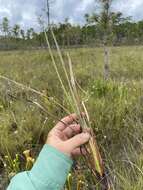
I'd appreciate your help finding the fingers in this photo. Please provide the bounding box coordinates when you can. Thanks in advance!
[82,127,91,133]
[63,124,81,138]
[55,113,78,131]
[71,147,87,156]
[66,132,90,150]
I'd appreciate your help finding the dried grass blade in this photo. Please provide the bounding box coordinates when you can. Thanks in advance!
[44,31,74,110]
[0,75,69,114]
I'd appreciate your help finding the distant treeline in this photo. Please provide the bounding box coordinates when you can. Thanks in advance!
[0,14,143,50]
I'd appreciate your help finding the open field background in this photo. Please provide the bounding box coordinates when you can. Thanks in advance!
[0,46,143,189]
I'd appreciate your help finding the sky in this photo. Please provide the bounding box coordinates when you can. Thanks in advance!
[0,0,143,30]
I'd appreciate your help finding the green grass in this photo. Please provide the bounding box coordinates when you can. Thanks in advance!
[0,46,143,189]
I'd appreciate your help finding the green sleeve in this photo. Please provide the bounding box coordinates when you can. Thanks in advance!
[7,144,73,190]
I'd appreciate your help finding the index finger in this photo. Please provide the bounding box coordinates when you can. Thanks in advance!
[55,113,78,131]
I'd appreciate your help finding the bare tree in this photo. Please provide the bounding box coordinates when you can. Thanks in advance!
[46,0,50,27]
[46,0,55,27]
[85,0,113,80]
[101,0,112,80]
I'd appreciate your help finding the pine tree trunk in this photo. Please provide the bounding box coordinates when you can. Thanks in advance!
[47,0,50,27]
[103,44,110,80]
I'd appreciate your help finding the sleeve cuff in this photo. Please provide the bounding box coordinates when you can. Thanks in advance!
[29,144,73,189]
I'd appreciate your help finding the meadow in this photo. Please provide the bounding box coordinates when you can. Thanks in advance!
[0,46,143,189]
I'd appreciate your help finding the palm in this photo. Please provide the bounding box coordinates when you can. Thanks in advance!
[46,114,89,157]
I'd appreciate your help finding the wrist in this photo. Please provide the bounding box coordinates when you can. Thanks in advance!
[30,144,73,189]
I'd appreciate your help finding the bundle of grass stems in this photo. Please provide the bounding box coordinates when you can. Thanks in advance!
[44,29,111,190]
[0,28,111,190]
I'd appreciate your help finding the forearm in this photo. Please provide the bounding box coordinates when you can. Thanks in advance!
[7,144,73,190]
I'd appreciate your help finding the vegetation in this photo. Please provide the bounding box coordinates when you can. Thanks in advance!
[0,46,143,189]
[1,10,143,50]
[0,1,143,189]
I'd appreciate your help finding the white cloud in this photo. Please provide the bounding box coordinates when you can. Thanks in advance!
[0,0,142,30]
[0,0,42,29]
[113,0,143,20]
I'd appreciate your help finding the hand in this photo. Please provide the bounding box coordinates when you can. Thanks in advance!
[46,113,90,157]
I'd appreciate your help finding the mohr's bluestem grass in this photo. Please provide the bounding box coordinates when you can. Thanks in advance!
[44,28,111,190]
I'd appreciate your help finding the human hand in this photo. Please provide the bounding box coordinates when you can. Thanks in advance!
[46,113,90,157]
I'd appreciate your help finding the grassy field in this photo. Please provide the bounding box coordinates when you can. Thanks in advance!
[0,46,143,189]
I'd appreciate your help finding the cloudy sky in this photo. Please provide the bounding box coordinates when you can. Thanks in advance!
[0,0,143,30]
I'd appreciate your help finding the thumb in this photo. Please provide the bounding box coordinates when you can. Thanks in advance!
[66,133,90,150]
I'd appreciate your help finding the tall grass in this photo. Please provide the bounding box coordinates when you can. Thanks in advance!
[0,30,110,189]
[44,29,111,189]
[0,46,143,189]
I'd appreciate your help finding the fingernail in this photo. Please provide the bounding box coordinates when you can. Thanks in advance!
[82,133,90,140]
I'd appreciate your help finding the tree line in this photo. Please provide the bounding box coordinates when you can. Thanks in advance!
[0,2,143,50]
